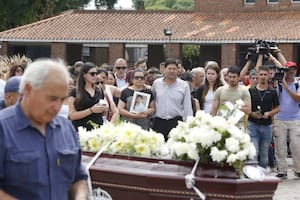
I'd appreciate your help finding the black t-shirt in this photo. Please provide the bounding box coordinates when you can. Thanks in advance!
[120,87,153,130]
[192,84,205,110]
[70,87,104,130]
[248,87,279,125]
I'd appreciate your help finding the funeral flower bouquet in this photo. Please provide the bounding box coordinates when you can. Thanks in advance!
[166,108,256,172]
[78,122,166,157]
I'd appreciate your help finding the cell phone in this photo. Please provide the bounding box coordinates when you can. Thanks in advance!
[99,99,107,106]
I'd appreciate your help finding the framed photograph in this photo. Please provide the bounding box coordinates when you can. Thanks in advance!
[129,91,151,113]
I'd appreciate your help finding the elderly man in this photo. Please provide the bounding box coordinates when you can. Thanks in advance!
[0,76,21,110]
[114,58,128,89]
[0,59,88,199]
[190,67,205,92]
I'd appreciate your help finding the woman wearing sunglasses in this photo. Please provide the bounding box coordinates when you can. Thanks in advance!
[68,62,108,130]
[118,69,155,130]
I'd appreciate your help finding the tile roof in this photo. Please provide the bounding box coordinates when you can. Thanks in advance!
[1,10,300,43]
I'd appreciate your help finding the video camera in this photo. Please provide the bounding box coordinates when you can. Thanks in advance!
[245,40,278,61]
[273,66,289,81]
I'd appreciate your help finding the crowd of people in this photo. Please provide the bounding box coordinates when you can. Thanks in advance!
[0,43,300,198]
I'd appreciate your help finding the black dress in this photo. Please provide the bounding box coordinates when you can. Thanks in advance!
[70,87,104,130]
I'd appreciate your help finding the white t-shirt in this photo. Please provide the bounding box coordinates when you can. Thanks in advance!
[203,88,214,113]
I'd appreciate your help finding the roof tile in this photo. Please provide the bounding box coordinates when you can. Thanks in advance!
[0,10,300,43]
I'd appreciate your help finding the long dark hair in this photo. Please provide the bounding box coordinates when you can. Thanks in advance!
[201,62,222,103]
[9,64,24,78]
[74,62,96,107]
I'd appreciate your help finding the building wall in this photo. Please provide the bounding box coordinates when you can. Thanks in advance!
[195,0,300,13]
[221,44,238,67]
[278,43,295,62]
[109,43,125,65]
[51,43,66,60]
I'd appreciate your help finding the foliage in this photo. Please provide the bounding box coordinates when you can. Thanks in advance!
[0,0,90,31]
[182,45,200,70]
[95,0,118,9]
[143,0,194,10]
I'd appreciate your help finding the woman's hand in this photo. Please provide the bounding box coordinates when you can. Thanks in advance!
[90,104,108,114]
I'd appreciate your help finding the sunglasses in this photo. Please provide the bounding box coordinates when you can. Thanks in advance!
[116,66,127,70]
[88,72,97,76]
[134,76,145,80]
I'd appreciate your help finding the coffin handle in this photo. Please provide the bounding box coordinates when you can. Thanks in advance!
[185,159,206,200]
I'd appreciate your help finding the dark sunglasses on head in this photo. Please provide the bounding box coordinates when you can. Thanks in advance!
[88,72,97,76]
[134,76,145,80]
[116,66,127,70]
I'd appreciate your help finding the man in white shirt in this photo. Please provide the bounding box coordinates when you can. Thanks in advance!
[114,58,128,89]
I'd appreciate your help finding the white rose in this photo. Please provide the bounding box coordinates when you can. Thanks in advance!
[225,137,240,153]
[227,153,238,163]
[187,143,199,160]
[210,147,228,162]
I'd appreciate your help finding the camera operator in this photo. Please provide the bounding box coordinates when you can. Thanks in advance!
[273,61,300,179]
[242,41,288,88]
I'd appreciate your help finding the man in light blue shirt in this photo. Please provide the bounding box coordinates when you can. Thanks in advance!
[0,59,88,200]
[274,61,300,179]
[152,58,193,140]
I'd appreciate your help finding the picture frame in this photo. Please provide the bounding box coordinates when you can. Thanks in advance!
[129,91,151,113]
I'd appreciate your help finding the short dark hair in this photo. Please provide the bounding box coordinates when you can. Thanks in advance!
[227,66,240,76]
[165,58,178,68]
[258,65,270,72]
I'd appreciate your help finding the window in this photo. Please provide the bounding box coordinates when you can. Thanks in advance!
[268,0,278,3]
[244,0,255,4]
[292,0,300,3]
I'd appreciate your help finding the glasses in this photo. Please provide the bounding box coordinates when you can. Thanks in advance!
[88,72,97,76]
[134,76,145,80]
[116,66,127,70]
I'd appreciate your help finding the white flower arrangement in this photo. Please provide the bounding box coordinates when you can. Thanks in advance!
[78,122,166,157]
[166,110,256,172]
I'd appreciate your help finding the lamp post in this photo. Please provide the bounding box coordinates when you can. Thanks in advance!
[164,28,172,58]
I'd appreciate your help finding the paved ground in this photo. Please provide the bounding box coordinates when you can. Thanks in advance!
[271,158,300,200]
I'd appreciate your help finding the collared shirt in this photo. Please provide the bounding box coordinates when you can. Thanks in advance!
[115,73,127,89]
[152,77,193,121]
[0,102,87,200]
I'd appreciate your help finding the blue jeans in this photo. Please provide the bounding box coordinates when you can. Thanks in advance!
[248,121,272,168]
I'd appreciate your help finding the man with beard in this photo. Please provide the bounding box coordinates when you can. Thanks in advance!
[211,66,251,130]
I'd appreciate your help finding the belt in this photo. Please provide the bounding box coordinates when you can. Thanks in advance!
[156,116,182,121]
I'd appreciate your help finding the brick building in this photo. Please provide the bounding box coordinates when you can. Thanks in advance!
[0,0,300,69]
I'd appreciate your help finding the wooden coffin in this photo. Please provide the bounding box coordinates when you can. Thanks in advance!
[82,153,280,200]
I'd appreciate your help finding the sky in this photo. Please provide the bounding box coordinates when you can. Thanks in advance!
[85,0,134,10]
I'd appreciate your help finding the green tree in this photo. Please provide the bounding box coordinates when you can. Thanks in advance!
[182,45,200,70]
[95,0,118,10]
[0,0,91,31]
[136,0,193,10]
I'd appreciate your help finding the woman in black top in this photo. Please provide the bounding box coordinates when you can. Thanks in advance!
[118,69,155,130]
[68,62,108,130]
